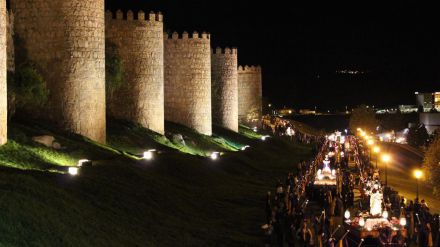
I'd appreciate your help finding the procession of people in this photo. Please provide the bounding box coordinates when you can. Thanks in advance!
[262,127,440,246]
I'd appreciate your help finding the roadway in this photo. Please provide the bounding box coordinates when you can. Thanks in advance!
[375,142,439,213]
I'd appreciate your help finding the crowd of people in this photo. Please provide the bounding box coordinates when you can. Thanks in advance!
[262,116,320,145]
[352,139,440,246]
[262,132,440,246]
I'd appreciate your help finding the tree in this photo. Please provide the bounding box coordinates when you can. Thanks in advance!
[349,105,378,133]
[105,42,124,104]
[7,62,49,118]
[407,124,429,147]
[423,135,440,199]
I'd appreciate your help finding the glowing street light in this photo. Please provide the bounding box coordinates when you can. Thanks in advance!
[373,146,380,168]
[414,169,423,199]
[382,154,391,186]
[261,135,270,141]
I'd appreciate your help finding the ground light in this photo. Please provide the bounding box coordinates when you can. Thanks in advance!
[241,145,250,151]
[68,167,79,176]
[77,159,90,167]
[261,135,270,141]
[210,152,219,160]
[143,149,156,160]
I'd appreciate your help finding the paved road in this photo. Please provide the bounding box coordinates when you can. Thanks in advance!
[377,143,439,213]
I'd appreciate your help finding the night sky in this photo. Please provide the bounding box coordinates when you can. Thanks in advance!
[106,1,439,110]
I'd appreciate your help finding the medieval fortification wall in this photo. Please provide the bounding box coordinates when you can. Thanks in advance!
[211,47,238,132]
[10,0,106,143]
[164,31,212,136]
[106,10,164,134]
[238,65,262,126]
[0,0,6,145]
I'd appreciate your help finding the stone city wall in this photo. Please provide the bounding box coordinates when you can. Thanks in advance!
[211,47,238,132]
[11,0,106,143]
[106,10,164,134]
[164,31,212,135]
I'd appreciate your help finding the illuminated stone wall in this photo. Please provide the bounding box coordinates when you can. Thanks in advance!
[164,31,212,135]
[238,65,262,127]
[106,10,164,134]
[0,0,6,145]
[211,47,238,132]
[11,0,106,143]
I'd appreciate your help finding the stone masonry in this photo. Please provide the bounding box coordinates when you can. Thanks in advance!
[238,65,262,127]
[11,0,106,143]
[164,31,212,135]
[211,47,238,132]
[106,10,164,134]
[0,0,6,145]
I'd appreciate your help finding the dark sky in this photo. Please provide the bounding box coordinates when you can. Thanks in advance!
[106,1,439,110]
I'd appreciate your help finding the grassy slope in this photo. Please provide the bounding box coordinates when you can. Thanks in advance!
[0,119,312,247]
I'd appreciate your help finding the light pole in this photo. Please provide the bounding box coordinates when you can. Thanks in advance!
[373,146,380,169]
[367,139,374,165]
[382,154,391,187]
[414,169,423,200]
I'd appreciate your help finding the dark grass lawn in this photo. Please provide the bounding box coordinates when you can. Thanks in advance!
[0,119,313,246]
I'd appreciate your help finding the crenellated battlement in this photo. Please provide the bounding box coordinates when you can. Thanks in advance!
[238,65,262,72]
[211,47,237,55]
[164,31,210,40]
[106,9,163,22]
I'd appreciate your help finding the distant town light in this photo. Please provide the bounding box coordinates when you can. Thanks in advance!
[68,167,79,176]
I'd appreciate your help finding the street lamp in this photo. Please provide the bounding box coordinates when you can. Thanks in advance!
[381,154,391,187]
[414,169,423,199]
[373,146,380,169]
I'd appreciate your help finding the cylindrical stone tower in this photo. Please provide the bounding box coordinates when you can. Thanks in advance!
[211,47,238,132]
[106,10,164,135]
[164,31,212,136]
[0,0,6,145]
[11,0,106,143]
[238,65,262,127]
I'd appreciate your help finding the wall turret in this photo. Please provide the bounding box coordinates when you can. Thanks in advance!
[164,31,212,135]
[211,47,238,132]
[10,0,106,143]
[0,0,6,145]
[238,65,262,127]
[106,10,164,134]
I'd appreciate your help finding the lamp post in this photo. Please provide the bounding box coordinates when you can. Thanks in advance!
[382,154,391,187]
[373,146,380,169]
[367,139,374,164]
[414,169,423,200]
